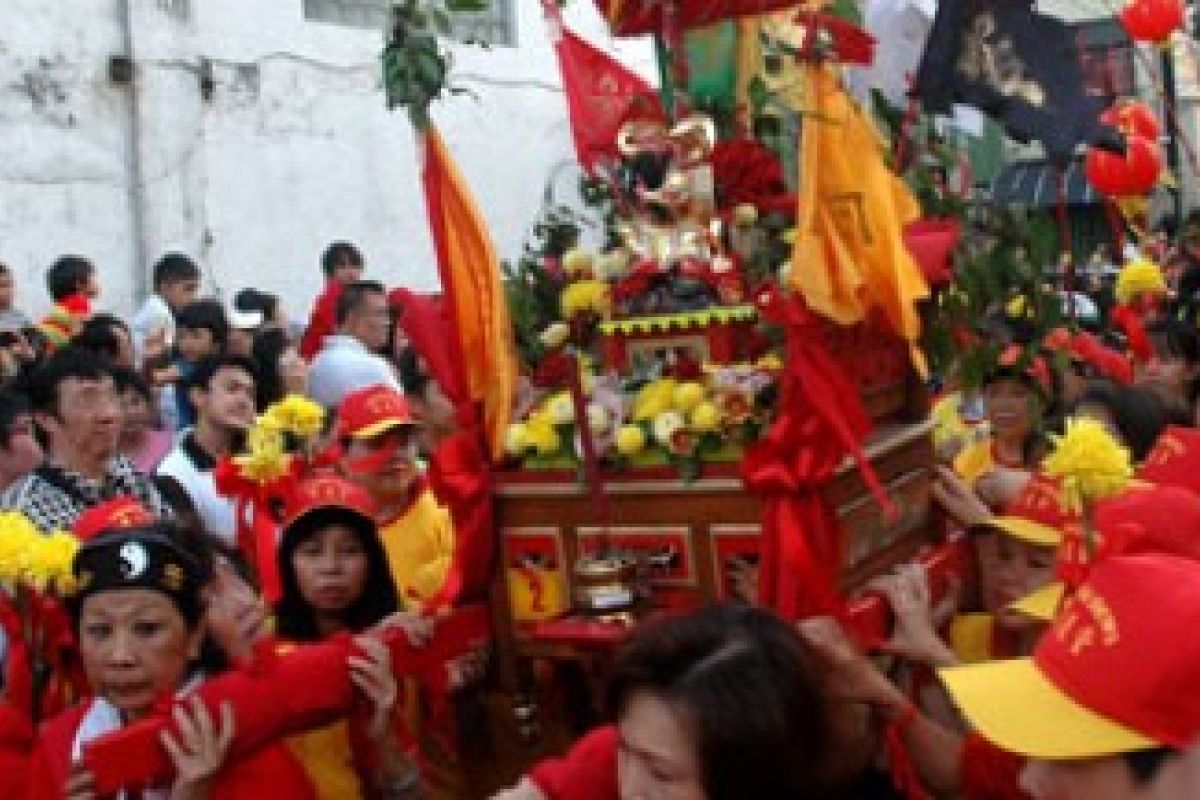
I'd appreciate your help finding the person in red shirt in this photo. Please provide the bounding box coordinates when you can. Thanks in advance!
[26,523,316,800]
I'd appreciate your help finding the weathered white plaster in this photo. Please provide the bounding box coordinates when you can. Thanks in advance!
[0,0,655,320]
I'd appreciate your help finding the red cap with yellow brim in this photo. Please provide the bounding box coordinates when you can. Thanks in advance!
[940,658,1157,759]
[942,555,1200,758]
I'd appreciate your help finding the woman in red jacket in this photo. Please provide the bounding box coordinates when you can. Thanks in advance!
[26,523,315,800]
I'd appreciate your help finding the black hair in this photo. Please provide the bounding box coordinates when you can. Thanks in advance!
[1146,318,1200,366]
[250,327,290,409]
[234,288,280,323]
[72,314,130,365]
[152,253,201,292]
[45,255,94,302]
[273,507,398,642]
[1075,381,1177,462]
[111,366,153,404]
[25,347,111,416]
[335,280,385,326]
[610,603,839,800]
[175,298,230,350]
[0,263,10,276]
[321,241,363,279]
[394,345,430,399]
[186,353,259,395]
[0,391,30,448]
[1124,747,1179,786]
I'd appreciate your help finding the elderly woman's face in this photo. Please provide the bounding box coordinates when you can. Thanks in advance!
[618,691,706,800]
[78,588,200,719]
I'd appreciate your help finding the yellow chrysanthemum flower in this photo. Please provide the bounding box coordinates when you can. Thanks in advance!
[504,422,529,456]
[524,418,562,457]
[263,394,325,439]
[545,392,576,425]
[560,280,612,319]
[633,379,678,422]
[1042,417,1133,513]
[1115,258,1167,305]
[27,531,80,593]
[0,511,41,587]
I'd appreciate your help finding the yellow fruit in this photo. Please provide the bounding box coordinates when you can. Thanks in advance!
[616,425,647,456]
[690,401,721,433]
[633,379,677,422]
[562,247,594,276]
[672,381,705,413]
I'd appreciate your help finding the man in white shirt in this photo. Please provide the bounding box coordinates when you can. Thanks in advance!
[307,279,400,408]
[157,354,257,546]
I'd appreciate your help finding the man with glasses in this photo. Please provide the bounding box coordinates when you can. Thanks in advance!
[2,347,169,531]
[334,383,454,607]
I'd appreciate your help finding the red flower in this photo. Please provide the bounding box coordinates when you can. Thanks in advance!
[710,139,789,213]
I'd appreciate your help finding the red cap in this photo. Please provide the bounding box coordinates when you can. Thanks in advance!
[280,475,377,531]
[1137,426,1200,495]
[943,555,1200,758]
[336,384,416,440]
[981,474,1076,548]
[73,497,155,542]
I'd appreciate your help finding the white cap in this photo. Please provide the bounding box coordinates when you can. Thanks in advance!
[228,307,264,331]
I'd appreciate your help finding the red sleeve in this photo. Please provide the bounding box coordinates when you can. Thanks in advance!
[960,732,1031,800]
[25,704,84,800]
[424,430,493,608]
[299,284,342,361]
[529,726,619,800]
[0,704,33,799]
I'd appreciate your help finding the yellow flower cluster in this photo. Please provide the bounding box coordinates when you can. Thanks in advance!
[235,415,293,484]
[262,394,325,440]
[1042,417,1133,513]
[560,280,611,319]
[1115,258,1167,305]
[0,512,79,594]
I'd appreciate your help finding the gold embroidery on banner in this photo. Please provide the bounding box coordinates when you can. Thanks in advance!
[957,11,1046,108]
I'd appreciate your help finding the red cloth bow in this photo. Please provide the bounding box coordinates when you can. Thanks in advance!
[743,288,894,620]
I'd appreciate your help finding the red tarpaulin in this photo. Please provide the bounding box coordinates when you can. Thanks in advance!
[596,0,806,37]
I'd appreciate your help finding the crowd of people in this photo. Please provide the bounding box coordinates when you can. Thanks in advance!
[0,227,1197,799]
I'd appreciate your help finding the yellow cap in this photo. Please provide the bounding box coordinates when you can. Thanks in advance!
[982,516,1063,549]
[1008,582,1065,621]
[939,658,1156,760]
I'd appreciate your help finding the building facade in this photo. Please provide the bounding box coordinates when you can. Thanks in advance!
[0,0,654,318]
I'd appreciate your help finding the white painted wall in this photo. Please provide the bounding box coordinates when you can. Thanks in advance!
[0,0,655,320]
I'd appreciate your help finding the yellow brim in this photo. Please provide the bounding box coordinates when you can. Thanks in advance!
[989,516,1062,548]
[350,418,416,440]
[1009,583,1065,621]
[940,658,1157,759]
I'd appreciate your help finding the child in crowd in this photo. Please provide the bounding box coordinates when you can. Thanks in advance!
[132,252,201,361]
[38,255,98,349]
[156,298,229,430]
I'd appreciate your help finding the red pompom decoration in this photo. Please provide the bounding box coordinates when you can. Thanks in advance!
[1086,135,1163,197]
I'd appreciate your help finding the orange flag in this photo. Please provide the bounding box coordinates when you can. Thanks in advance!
[790,66,930,375]
[421,125,517,460]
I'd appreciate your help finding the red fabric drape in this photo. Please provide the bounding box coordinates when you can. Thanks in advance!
[744,288,893,619]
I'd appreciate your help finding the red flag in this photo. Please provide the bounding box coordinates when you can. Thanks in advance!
[545,3,663,172]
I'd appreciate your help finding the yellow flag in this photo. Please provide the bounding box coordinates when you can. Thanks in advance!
[790,66,930,374]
